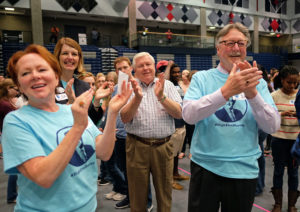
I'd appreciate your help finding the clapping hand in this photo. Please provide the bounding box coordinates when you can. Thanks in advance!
[71,88,94,130]
[154,72,165,100]
[65,78,76,104]
[221,61,262,100]
[130,78,143,100]
[109,80,132,113]
[94,82,114,101]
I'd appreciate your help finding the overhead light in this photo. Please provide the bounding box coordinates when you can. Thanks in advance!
[209,26,216,29]
[270,32,275,35]
[5,7,15,11]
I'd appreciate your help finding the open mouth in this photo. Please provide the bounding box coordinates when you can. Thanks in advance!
[32,84,46,89]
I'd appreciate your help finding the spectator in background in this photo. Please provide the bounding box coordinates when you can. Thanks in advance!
[270,68,279,91]
[54,37,111,125]
[0,78,19,204]
[50,25,59,43]
[78,72,96,91]
[166,63,190,190]
[166,29,172,44]
[91,28,99,46]
[178,70,195,159]
[0,75,4,82]
[95,73,106,90]
[270,66,300,212]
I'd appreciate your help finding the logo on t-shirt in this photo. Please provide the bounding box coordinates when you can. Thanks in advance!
[215,95,248,122]
[56,126,95,166]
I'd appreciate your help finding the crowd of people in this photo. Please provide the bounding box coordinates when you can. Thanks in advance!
[0,22,300,212]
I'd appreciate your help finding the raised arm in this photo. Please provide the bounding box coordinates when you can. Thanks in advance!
[155,73,182,119]
[95,81,132,160]
[120,79,143,123]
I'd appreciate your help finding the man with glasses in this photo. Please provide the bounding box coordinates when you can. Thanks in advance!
[183,23,280,211]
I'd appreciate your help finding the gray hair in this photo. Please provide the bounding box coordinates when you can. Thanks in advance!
[132,52,155,69]
[215,22,251,47]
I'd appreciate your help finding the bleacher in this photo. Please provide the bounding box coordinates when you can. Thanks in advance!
[2,43,28,76]
[0,43,289,76]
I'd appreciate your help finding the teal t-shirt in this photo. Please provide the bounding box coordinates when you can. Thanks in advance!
[184,68,276,179]
[2,104,101,212]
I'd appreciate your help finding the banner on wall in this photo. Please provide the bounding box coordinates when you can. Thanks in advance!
[78,33,87,45]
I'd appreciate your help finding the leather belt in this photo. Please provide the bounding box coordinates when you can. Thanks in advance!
[128,133,171,146]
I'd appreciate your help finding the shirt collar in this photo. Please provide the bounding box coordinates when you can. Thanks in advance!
[217,64,240,74]
[137,78,157,87]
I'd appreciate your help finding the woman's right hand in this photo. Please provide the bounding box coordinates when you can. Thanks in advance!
[71,88,94,130]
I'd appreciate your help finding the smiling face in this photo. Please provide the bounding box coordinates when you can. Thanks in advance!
[216,28,247,72]
[16,53,59,106]
[59,44,79,74]
[171,66,181,83]
[134,55,155,85]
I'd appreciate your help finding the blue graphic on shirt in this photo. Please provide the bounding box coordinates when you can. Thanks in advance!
[56,126,95,166]
[215,98,248,122]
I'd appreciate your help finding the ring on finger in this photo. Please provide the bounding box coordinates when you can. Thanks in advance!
[79,101,85,108]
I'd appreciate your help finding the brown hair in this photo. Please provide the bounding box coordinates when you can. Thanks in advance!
[7,44,62,86]
[0,78,16,100]
[53,37,85,74]
[78,72,95,81]
[215,23,251,47]
[114,56,131,69]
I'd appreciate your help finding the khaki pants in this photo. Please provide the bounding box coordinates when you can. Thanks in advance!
[126,134,173,212]
[171,126,186,157]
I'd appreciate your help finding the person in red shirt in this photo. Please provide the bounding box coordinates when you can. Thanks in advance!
[166,29,172,44]
[50,25,60,43]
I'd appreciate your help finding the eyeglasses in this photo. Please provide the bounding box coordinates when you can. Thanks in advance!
[219,40,248,48]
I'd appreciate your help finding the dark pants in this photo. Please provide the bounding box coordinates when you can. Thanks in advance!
[272,137,299,190]
[256,129,267,194]
[188,161,256,212]
[181,123,195,153]
[105,138,127,194]
[99,161,112,182]
[7,175,17,201]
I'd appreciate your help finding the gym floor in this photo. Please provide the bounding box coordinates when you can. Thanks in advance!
[0,152,299,212]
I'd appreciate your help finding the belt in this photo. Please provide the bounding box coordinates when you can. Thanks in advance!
[128,133,171,146]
